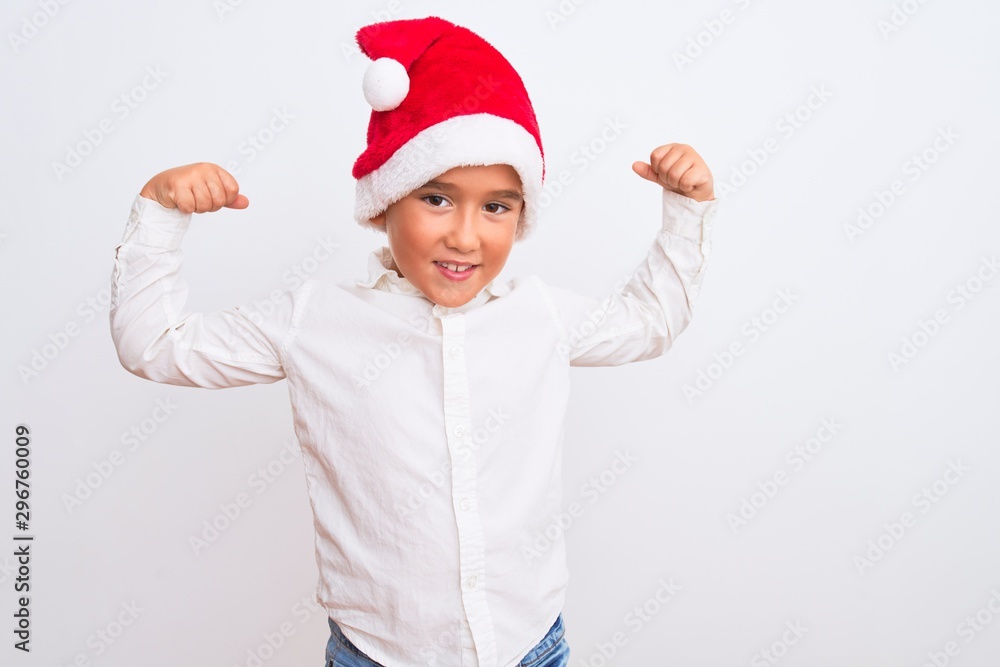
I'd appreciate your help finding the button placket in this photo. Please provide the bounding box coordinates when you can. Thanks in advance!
[438,313,499,667]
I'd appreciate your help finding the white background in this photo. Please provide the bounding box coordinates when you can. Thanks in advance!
[2,0,999,665]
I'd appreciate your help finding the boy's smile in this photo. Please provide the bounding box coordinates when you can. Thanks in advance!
[370,164,524,308]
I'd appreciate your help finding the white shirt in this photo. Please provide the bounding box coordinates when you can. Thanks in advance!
[109,189,719,666]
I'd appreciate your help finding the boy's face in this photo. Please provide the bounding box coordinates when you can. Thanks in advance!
[371,164,524,308]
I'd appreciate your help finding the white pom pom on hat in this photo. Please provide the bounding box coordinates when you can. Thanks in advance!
[362,57,410,112]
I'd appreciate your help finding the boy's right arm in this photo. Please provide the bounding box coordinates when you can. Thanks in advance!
[110,163,299,388]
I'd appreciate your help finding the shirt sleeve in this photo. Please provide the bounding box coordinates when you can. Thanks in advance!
[108,194,305,388]
[538,188,720,367]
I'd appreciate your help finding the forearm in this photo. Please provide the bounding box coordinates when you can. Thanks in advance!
[629,188,719,349]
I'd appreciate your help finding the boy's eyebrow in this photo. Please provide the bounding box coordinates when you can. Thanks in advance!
[416,181,523,202]
[416,180,456,192]
[489,189,524,202]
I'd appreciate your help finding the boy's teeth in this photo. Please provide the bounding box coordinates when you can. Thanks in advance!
[438,262,473,272]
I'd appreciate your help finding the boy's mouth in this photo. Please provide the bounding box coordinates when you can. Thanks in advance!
[433,260,478,281]
[433,260,477,272]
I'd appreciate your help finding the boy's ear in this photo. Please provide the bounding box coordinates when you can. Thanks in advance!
[370,212,386,227]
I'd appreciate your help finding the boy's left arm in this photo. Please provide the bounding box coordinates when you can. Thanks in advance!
[541,143,719,367]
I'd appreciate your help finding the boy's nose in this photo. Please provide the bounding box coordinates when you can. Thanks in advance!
[444,207,480,251]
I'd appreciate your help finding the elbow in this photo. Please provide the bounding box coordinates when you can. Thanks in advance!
[649,301,693,359]
[110,316,167,382]
[112,335,189,386]
[112,334,154,381]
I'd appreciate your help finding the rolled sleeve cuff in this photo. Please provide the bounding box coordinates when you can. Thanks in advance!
[121,194,192,249]
[660,188,720,245]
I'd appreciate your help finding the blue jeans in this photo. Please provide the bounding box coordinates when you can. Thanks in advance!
[325,613,570,666]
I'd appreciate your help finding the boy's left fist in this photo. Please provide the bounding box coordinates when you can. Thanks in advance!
[632,143,714,202]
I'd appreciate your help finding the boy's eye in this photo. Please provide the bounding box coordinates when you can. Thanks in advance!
[422,195,449,207]
[484,202,510,214]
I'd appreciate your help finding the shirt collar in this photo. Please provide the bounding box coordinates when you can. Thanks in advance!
[355,246,511,315]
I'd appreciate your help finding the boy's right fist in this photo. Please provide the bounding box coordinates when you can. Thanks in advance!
[139,162,249,214]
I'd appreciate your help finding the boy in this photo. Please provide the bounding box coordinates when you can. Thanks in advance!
[109,16,719,667]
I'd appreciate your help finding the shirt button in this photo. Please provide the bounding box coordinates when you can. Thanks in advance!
[460,498,471,510]
[454,425,465,437]
[449,345,461,359]
[466,575,478,589]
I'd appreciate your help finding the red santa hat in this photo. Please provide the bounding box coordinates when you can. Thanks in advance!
[352,16,545,241]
